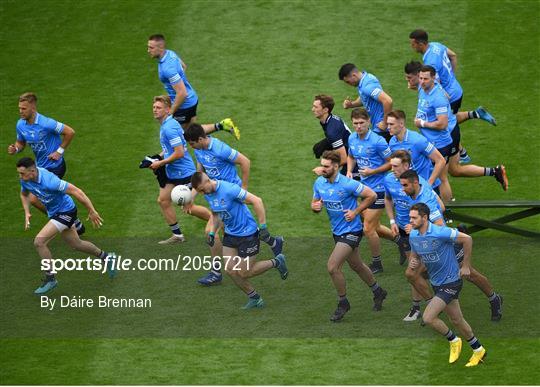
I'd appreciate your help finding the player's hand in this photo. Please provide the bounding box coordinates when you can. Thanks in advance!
[404,224,413,234]
[359,167,373,177]
[8,144,18,155]
[48,151,62,161]
[182,201,193,214]
[346,171,353,179]
[391,223,399,237]
[149,160,162,170]
[377,121,387,131]
[207,232,215,247]
[311,199,323,212]
[343,209,357,222]
[342,97,353,109]
[312,166,324,176]
[87,211,104,228]
[24,212,31,230]
[414,118,422,128]
[409,256,419,269]
[460,264,471,279]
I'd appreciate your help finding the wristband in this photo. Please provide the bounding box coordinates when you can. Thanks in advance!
[390,219,396,225]
[209,231,215,237]
[419,119,425,127]
[56,146,65,154]
[15,145,21,153]
[259,223,267,229]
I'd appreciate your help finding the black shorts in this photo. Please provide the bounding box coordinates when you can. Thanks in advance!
[450,96,463,115]
[46,159,67,179]
[222,231,260,258]
[368,191,386,210]
[397,227,411,252]
[51,208,78,229]
[374,130,392,144]
[450,124,461,152]
[173,102,198,126]
[333,230,363,248]
[156,167,193,189]
[432,279,463,304]
[437,141,459,164]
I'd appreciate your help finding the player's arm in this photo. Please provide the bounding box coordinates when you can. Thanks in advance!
[384,194,399,236]
[377,91,393,130]
[415,113,448,130]
[447,48,458,72]
[151,145,184,170]
[344,185,376,221]
[234,152,251,190]
[361,160,391,177]
[170,79,188,114]
[65,184,103,228]
[196,161,204,173]
[244,192,266,226]
[343,96,362,109]
[435,193,446,214]
[8,140,27,155]
[20,190,32,230]
[48,124,75,160]
[346,154,357,178]
[180,60,187,72]
[456,231,472,277]
[427,148,445,186]
[336,146,347,167]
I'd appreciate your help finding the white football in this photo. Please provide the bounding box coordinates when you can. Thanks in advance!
[171,185,192,206]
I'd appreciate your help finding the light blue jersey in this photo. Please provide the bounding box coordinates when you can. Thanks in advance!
[389,129,441,188]
[313,174,366,235]
[416,83,455,148]
[423,42,463,103]
[204,180,258,237]
[357,72,385,134]
[20,167,75,217]
[410,223,460,286]
[348,130,391,192]
[159,116,196,179]
[193,137,242,186]
[16,113,64,169]
[408,179,444,223]
[158,49,198,109]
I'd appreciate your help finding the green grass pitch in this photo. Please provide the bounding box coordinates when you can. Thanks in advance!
[1,0,539,384]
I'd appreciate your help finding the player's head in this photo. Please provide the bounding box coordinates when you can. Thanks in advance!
[312,95,334,119]
[338,63,361,86]
[404,61,422,89]
[320,150,341,179]
[185,123,208,149]
[16,157,38,181]
[399,169,420,196]
[152,95,171,120]
[387,110,406,136]
[147,34,166,58]
[409,29,429,53]
[191,171,214,194]
[350,108,370,135]
[18,92,38,121]
[409,202,431,230]
[418,65,436,91]
[390,150,411,178]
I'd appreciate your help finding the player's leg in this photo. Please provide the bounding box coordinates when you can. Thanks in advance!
[456,108,496,126]
[404,285,424,321]
[181,104,240,140]
[463,263,503,321]
[198,220,224,286]
[448,153,508,190]
[405,260,432,300]
[362,203,385,273]
[346,245,387,311]
[438,162,453,202]
[445,299,487,366]
[33,221,61,294]
[157,183,185,244]
[327,242,352,321]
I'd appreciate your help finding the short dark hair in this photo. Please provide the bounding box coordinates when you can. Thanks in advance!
[19,92,37,104]
[338,63,357,80]
[184,123,206,142]
[314,94,335,113]
[148,34,165,42]
[404,61,422,75]
[409,29,429,44]
[321,150,341,166]
[387,109,406,121]
[419,65,436,77]
[390,150,411,165]
[411,202,430,218]
[351,108,369,120]
[17,157,36,168]
[399,169,419,182]
[190,171,206,189]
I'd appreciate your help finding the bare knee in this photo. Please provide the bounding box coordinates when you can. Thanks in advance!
[157,195,171,208]
[405,267,418,282]
[423,313,436,326]
[34,237,48,249]
[327,263,340,276]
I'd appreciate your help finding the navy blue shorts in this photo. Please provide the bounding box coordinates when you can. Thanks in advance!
[397,227,411,252]
[46,159,67,179]
[50,208,78,230]
[437,141,459,164]
[450,96,463,115]
[368,191,386,210]
[432,279,463,304]
[450,124,461,153]
[222,231,260,258]
[333,230,363,249]
[156,168,192,189]
[173,102,198,126]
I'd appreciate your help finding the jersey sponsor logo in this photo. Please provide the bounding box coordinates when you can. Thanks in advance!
[216,210,232,222]
[421,252,439,263]
[345,233,359,242]
[29,141,47,152]
[205,166,220,178]
[324,200,343,211]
